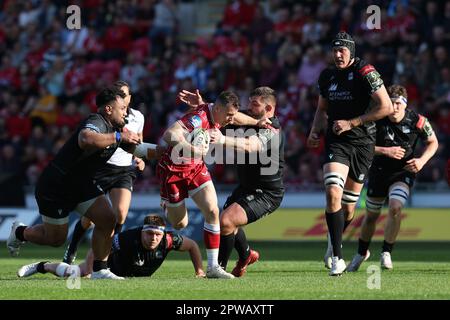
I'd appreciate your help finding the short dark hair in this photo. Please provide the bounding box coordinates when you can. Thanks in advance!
[113,80,130,90]
[250,86,276,105]
[95,86,126,109]
[216,90,239,109]
[143,214,166,227]
[387,84,408,99]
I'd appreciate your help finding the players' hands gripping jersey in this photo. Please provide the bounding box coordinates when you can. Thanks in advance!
[225,113,285,193]
[50,113,121,180]
[373,109,434,171]
[318,58,383,143]
[109,227,183,277]
[160,104,219,170]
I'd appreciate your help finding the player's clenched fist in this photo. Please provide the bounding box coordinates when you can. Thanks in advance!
[121,128,141,144]
[307,132,321,148]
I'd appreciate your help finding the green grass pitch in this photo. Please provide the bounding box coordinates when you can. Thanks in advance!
[0,241,449,300]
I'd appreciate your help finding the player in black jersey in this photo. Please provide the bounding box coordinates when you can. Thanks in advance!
[307,32,393,276]
[179,87,283,277]
[62,81,147,265]
[17,214,205,279]
[7,87,144,280]
[346,85,438,272]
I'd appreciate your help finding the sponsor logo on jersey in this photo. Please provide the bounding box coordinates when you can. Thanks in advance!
[358,174,365,181]
[189,115,202,128]
[328,154,333,159]
[402,126,411,133]
[387,131,395,141]
[328,83,338,91]
[348,72,353,80]
[135,259,145,266]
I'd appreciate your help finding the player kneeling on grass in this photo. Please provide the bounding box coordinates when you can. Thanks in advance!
[347,85,438,272]
[17,214,205,279]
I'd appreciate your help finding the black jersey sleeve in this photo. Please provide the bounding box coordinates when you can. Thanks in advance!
[82,114,108,134]
[166,232,184,251]
[358,63,384,95]
[317,69,330,98]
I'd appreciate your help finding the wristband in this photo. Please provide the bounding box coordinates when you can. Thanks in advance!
[115,131,121,143]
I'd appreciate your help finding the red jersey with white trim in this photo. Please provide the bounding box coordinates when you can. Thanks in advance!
[159,104,220,171]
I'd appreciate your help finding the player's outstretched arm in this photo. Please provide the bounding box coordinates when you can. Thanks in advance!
[209,128,262,153]
[232,112,271,128]
[375,146,406,159]
[178,236,205,278]
[178,89,205,110]
[307,96,328,147]
[78,128,140,150]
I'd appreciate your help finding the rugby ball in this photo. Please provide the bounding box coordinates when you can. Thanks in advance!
[187,128,210,150]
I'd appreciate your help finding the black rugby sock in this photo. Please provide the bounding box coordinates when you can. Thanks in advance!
[234,228,250,261]
[93,260,108,272]
[358,238,371,256]
[218,233,235,269]
[68,220,87,253]
[37,261,48,274]
[15,226,27,241]
[343,218,353,232]
[114,223,123,235]
[325,209,345,259]
[382,240,394,253]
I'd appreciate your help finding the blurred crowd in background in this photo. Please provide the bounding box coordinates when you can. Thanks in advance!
[0,0,449,199]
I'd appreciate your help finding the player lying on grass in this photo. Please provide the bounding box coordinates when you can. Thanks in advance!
[17,214,205,279]
[346,84,438,271]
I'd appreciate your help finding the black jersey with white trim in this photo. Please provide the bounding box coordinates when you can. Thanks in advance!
[372,109,433,171]
[108,227,183,277]
[49,113,121,180]
[318,57,383,143]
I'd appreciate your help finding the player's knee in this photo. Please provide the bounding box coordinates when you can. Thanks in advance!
[388,204,402,218]
[220,214,234,232]
[326,187,342,206]
[202,206,219,221]
[389,185,409,210]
